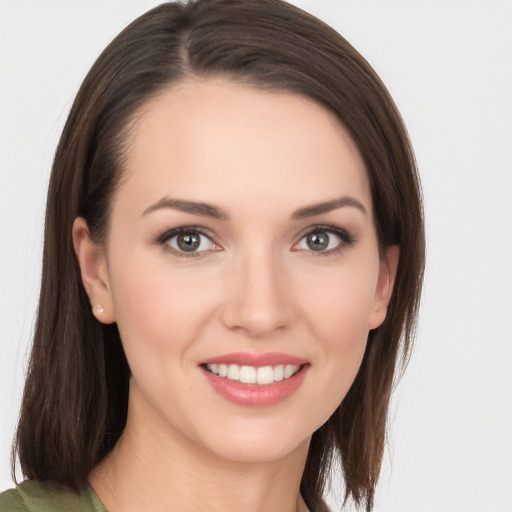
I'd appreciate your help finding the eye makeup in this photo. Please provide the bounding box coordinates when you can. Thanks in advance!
[292,224,357,257]
[155,226,221,259]
[153,222,357,260]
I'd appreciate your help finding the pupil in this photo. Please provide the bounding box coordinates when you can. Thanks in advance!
[307,232,329,251]
[177,233,200,251]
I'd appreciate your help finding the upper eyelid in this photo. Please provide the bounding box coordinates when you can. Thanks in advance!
[157,226,219,245]
[295,223,352,239]
[292,224,357,252]
[156,227,221,258]
[155,223,354,249]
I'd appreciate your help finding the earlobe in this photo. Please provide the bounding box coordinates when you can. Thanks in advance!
[369,245,399,330]
[72,217,115,324]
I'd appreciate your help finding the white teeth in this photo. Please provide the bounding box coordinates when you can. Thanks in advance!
[227,364,240,380]
[284,364,297,379]
[274,364,284,381]
[205,363,300,385]
[239,366,256,384]
[257,366,275,385]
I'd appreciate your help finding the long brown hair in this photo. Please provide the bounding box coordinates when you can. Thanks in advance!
[13,1,425,511]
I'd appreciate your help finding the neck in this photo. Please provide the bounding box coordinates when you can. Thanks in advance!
[90,397,311,512]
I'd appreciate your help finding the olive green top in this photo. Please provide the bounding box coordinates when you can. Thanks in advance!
[0,481,108,512]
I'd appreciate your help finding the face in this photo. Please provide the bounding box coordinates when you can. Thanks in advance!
[75,79,396,464]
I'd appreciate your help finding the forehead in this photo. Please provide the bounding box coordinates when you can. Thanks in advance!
[115,78,371,218]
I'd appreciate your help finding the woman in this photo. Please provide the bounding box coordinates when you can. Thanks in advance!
[0,1,424,511]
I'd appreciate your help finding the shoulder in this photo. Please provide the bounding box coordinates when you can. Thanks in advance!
[0,481,107,512]
[0,486,25,511]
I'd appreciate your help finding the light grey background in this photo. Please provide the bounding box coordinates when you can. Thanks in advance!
[1,1,511,511]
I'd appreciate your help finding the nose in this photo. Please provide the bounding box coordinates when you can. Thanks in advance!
[220,248,295,338]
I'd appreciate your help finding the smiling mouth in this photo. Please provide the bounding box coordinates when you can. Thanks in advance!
[203,363,302,386]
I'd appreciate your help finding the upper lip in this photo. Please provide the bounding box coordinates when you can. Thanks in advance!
[200,352,308,367]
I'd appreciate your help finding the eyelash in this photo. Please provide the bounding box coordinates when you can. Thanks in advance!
[293,224,357,256]
[155,224,357,258]
[156,226,220,259]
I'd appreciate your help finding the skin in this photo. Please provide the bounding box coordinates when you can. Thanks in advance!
[73,79,398,512]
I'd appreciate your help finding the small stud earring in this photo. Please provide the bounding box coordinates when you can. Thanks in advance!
[96,304,104,315]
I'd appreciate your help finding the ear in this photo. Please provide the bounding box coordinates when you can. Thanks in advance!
[368,245,399,330]
[72,217,115,324]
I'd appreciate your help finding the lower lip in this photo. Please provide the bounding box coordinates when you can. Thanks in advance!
[201,365,309,407]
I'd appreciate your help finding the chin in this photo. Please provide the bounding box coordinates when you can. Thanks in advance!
[189,414,318,465]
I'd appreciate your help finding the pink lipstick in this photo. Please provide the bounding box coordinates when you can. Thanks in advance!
[200,352,309,407]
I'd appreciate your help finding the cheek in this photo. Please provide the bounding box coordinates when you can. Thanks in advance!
[296,264,378,412]
[301,262,379,343]
[111,266,169,349]
[108,256,219,357]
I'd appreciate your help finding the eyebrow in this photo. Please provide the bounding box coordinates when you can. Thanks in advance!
[142,195,367,220]
[291,196,367,220]
[142,197,228,219]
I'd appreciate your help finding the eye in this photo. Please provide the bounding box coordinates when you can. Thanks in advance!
[160,228,219,255]
[298,231,340,252]
[293,226,355,254]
